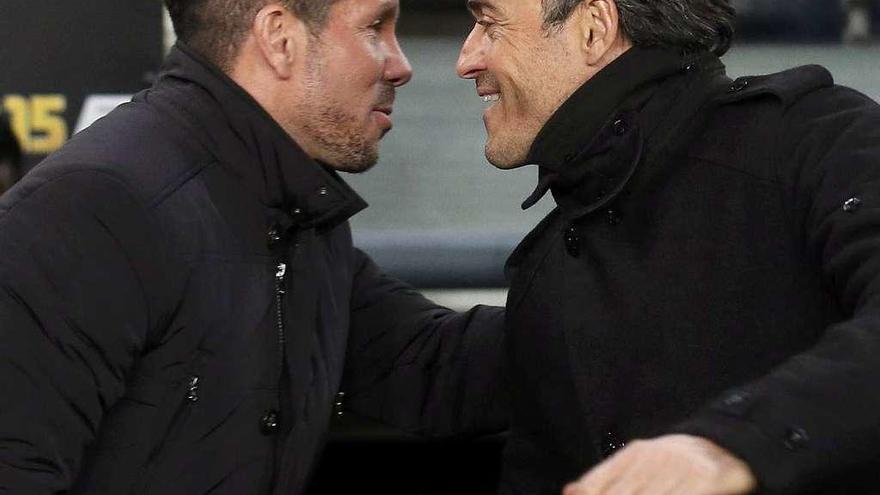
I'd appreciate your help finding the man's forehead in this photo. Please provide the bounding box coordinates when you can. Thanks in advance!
[375,0,399,14]
[362,0,399,14]
[337,0,399,17]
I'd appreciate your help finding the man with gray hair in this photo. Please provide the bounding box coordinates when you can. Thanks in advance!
[457,0,880,493]
[0,0,507,493]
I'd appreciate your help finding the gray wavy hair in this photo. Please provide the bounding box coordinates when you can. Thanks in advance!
[543,0,736,56]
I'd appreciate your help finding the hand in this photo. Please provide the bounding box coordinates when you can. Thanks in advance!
[562,434,757,495]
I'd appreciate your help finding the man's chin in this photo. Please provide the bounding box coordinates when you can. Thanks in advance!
[326,148,379,174]
[337,160,377,174]
[485,140,528,170]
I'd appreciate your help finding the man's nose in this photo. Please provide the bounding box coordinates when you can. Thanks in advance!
[456,25,486,79]
[386,37,413,87]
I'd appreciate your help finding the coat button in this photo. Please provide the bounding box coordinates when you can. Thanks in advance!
[600,430,627,458]
[606,209,621,225]
[612,119,628,136]
[783,427,809,451]
[186,375,200,402]
[722,391,748,407]
[843,197,862,213]
[267,226,282,248]
[714,390,753,415]
[564,225,580,257]
[729,78,749,92]
[261,410,280,435]
[334,391,346,417]
[318,186,329,196]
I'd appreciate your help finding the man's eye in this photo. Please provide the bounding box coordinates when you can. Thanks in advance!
[476,19,500,38]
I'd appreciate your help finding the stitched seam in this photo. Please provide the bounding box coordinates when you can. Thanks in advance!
[148,159,217,210]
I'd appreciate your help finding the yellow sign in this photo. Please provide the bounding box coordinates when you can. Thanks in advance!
[2,94,69,155]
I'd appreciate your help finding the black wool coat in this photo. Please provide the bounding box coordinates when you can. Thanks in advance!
[0,44,506,495]
[500,47,880,495]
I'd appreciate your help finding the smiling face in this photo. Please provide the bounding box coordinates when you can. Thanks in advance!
[457,0,630,169]
[456,0,588,169]
[289,0,411,172]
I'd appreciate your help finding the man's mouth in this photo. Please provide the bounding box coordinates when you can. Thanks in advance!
[476,74,501,105]
[371,105,394,132]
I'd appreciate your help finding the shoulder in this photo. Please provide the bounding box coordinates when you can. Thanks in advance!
[687,65,879,182]
[719,65,834,108]
[14,92,217,211]
[714,64,879,123]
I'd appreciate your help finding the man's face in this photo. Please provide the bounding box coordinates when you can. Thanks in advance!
[457,0,590,169]
[288,0,412,173]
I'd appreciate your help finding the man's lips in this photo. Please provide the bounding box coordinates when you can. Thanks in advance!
[371,106,393,130]
[477,87,501,102]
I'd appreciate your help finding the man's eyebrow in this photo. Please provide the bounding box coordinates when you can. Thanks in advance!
[466,0,499,16]
[375,0,400,20]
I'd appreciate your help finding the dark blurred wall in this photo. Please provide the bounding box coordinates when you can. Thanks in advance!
[0,0,164,169]
[734,0,846,40]
[399,0,876,40]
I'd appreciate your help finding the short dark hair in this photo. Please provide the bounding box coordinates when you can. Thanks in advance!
[163,0,341,71]
[542,0,736,56]
[0,113,22,170]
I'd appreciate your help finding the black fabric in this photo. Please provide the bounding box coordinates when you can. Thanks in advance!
[522,47,725,211]
[501,46,880,495]
[0,44,506,495]
[528,47,688,173]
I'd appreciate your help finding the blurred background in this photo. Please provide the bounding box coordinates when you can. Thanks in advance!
[1,0,879,493]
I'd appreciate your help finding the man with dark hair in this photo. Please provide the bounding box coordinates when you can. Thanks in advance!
[0,113,22,194]
[457,0,880,493]
[0,0,506,494]
[164,0,340,71]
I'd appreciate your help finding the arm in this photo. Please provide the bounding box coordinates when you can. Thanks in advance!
[0,170,167,493]
[341,248,507,438]
[671,86,880,494]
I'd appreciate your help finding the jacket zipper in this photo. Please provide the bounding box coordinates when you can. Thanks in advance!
[268,260,288,494]
[274,261,287,379]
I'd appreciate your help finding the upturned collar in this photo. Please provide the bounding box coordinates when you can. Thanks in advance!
[521,47,728,213]
[142,43,367,229]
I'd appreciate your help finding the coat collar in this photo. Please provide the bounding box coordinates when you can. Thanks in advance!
[143,43,367,229]
[527,47,686,172]
[521,47,728,215]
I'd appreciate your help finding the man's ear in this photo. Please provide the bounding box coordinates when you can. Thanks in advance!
[252,3,309,79]
[576,0,622,66]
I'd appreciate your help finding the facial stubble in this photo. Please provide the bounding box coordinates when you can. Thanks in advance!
[298,40,393,173]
